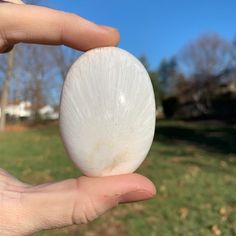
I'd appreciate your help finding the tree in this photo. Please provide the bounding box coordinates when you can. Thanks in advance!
[0,50,15,131]
[180,33,231,76]
[178,34,233,115]
[13,44,79,117]
[139,55,162,107]
[15,44,60,115]
[52,46,80,81]
[231,37,236,72]
[157,57,184,98]
[0,54,7,93]
[139,55,150,70]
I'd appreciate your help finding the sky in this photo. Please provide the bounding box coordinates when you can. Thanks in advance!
[41,0,236,69]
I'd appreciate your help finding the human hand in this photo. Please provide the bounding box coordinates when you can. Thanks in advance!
[0,0,119,53]
[0,1,156,235]
[0,169,155,235]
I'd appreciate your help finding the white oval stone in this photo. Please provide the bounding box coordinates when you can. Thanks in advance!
[60,47,156,177]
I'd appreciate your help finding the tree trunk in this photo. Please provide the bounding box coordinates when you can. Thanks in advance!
[0,50,15,132]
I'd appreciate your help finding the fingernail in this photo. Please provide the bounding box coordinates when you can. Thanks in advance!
[119,190,156,203]
[98,25,119,33]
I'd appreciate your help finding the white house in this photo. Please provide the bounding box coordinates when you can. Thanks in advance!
[0,101,32,119]
[38,105,59,120]
[0,101,59,120]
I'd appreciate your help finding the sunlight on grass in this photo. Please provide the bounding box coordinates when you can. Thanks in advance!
[0,121,235,236]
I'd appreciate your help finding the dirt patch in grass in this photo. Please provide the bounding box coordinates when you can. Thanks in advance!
[5,121,58,132]
[5,123,30,132]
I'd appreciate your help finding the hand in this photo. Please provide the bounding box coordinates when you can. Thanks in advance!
[0,169,155,235]
[0,0,119,53]
[0,1,156,235]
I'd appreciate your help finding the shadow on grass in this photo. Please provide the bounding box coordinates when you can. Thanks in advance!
[155,120,236,155]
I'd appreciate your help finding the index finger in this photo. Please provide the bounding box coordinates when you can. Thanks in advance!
[0,3,120,52]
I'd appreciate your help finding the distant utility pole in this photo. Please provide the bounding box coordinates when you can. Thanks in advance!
[0,49,15,132]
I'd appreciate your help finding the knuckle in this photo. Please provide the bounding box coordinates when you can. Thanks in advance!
[72,178,100,224]
[0,37,13,54]
[73,198,100,225]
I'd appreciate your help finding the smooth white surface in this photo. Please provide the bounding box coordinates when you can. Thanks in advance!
[60,47,156,176]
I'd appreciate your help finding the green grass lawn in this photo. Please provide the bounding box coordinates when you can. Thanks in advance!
[0,120,236,236]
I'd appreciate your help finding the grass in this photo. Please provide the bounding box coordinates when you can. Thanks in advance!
[0,120,236,236]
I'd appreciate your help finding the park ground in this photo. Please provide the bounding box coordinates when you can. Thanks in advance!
[0,120,236,236]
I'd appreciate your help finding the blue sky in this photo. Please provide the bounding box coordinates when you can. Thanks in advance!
[41,0,236,69]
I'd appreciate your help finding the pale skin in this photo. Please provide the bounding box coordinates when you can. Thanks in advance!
[0,1,156,235]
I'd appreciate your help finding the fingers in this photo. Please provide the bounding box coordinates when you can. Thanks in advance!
[0,3,120,53]
[22,174,156,233]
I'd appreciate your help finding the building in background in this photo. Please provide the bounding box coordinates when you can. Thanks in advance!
[0,101,59,121]
[38,105,59,120]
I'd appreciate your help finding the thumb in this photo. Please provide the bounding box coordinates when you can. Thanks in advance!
[22,174,156,234]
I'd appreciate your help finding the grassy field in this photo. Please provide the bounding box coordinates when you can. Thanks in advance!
[0,120,236,236]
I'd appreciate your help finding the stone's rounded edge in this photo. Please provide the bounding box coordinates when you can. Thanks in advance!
[59,47,157,177]
[84,167,134,177]
[71,46,157,122]
[61,46,156,107]
[65,46,150,82]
